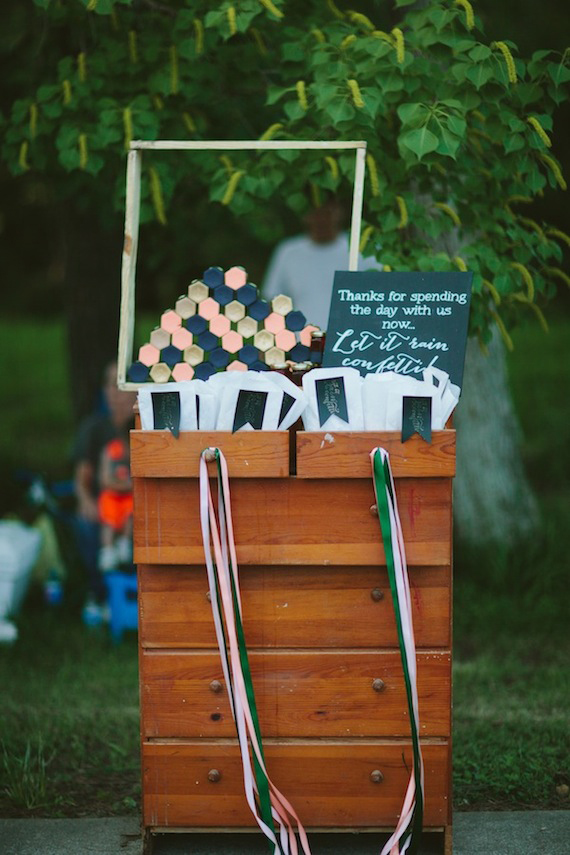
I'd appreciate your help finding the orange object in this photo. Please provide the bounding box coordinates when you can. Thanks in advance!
[98,489,133,530]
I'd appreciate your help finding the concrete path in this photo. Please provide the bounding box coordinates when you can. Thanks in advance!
[1,811,569,855]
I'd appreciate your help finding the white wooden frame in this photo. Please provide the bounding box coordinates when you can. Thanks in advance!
[118,139,368,388]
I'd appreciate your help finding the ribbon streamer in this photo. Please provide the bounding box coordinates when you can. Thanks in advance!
[199,447,312,855]
[371,448,424,855]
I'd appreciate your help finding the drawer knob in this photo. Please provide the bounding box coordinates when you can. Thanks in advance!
[371,588,384,602]
[370,769,384,784]
[369,504,378,517]
[208,769,221,783]
[209,680,223,694]
[372,678,386,692]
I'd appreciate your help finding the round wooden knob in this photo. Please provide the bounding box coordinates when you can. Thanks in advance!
[371,588,384,602]
[208,769,221,783]
[203,448,217,463]
[370,769,384,783]
[369,504,378,517]
[372,678,386,692]
[209,680,223,694]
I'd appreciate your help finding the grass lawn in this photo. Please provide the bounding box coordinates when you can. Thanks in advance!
[0,313,568,817]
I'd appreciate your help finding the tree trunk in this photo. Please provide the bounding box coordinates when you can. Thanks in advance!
[63,208,122,424]
[454,330,540,547]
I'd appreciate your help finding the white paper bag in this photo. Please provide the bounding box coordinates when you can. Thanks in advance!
[215,376,283,432]
[264,372,308,430]
[301,367,363,431]
[138,383,200,433]
[362,372,400,430]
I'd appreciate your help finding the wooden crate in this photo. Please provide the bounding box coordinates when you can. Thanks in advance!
[132,429,454,852]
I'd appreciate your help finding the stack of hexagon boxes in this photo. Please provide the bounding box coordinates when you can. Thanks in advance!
[128,265,320,383]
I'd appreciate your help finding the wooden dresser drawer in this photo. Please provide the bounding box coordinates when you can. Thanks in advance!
[130,430,290,478]
[133,477,452,566]
[139,564,451,650]
[296,431,456,478]
[143,740,450,828]
[141,650,451,738]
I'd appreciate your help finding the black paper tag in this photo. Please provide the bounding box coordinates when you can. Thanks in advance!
[196,395,201,429]
[152,391,181,438]
[233,390,268,432]
[402,396,432,443]
[278,392,296,427]
[316,377,349,428]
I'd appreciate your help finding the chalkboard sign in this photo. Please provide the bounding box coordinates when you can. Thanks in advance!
[323,271,472,388]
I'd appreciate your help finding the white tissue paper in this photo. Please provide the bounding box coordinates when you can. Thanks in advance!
[263,371,307,431]
[138,383,200,432]
[362,372,401,430]
[422,367,460,428]
[362,368,460,431]
[215,375,284,432]
[384,375,439,431]
[301,367,364,431]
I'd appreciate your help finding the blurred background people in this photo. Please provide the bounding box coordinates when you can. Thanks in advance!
[263,196,381,330]
[73,362,136,625]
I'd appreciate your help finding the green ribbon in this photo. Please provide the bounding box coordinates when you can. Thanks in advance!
[372,449,424,855]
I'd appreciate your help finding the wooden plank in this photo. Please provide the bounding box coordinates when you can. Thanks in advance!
[296,431,456,478]
[130,431,290,478]
[131,140,367,151]
[142,741,449,828]
[139,565,451,649]
[117,149,141,388]
[133,477,452,566]
[140,650,451,739]
[349,147,366,270]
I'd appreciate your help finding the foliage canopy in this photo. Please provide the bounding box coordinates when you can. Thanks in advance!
[2,0,569,344]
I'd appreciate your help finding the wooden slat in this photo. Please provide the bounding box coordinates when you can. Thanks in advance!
[130,431,290,478]
[296,431,456,478]
[139,565,450,649]
[140,650,450,739]
[142,741,449,828]
[133,477,452,566]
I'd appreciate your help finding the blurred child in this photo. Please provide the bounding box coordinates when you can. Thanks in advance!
[74,361,136,623]
[97,437,133,572]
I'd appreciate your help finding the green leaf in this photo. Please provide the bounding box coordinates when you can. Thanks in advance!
[439,35,475,53]
[451,62,469,83]
[465,63,493,89]
[506,116,526,132]
[377,72,405,94]
[325,97,355,124]
[514,82,544,107]
[547,62,570,86]
[426,7,453,31]
[469,44,492,62]
[37,85,59,103]
[399,127,439,160]
[283,100,307,122]
[436,126,462,159]
[503,134,524,153]
[397,102,430,127]
[447,115,467,137]
[266,86,294,106]
[282,42,306,61]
